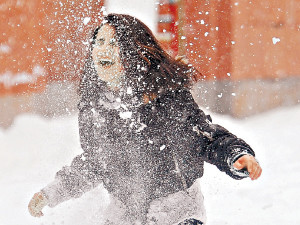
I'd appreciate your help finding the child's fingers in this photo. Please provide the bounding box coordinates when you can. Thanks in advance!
[234,155,261,180]
[28,206,40,217]
[233,160,245,170]
[247,163,254,179]
[28,202,36,216]
[36,211,44,217]
[28,207,39,217]
[28,193,45,217]
[249,164,258,180]
[250,163,262,180]
[257,167,262,178]
[247,161,254,173]
[233,161,241,170]
[253,169,260,180]
[253,165,262,180]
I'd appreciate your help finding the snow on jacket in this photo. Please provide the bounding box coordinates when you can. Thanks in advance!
[42,85,254,224]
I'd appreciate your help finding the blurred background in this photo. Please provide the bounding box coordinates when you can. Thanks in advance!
[1,0,300,225]
[1,0,300,128]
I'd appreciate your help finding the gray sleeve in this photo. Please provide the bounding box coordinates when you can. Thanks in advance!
[41,150,104,207]
[41,105,104,207]
[41,178,68,207]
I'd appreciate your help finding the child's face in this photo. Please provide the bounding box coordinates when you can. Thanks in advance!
[92,24,124,88]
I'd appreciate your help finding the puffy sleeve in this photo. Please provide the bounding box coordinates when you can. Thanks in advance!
[170,89,255,180]
[41,101,104,207]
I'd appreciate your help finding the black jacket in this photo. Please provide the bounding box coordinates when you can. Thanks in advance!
[44,86,254,215]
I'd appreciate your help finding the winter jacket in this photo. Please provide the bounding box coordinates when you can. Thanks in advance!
[42,85,254,224]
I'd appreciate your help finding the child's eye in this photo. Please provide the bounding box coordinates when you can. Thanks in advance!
[94,39,105,46]
[109,38,117,46]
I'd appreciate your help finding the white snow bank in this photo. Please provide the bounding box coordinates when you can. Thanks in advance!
[1,105,300,225]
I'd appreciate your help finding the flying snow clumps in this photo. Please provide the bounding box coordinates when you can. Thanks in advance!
[119,111,132,120]
[160,145,166,151]
[83,17,91,25]
[0,44,11,54]
[272,37,280,45]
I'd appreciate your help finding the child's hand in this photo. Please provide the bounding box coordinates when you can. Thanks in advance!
[233,155,262,180]
[28,192,48,217]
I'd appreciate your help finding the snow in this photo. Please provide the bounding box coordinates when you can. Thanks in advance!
[272,37,281,45]
[105,0,157,33]
[83,17,91,25]
[1,105,300,224]
[0,44,11,54]
[0,65,45,88]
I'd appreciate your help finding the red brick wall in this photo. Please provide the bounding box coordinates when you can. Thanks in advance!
[184,0,232,80]
[0,0,47,95]
[157,0,300,81]
[0,0,105,96]
[156,0,233,80]
[231,0,300,80]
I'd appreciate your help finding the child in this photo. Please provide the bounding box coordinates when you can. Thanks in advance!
[28,14,262,225]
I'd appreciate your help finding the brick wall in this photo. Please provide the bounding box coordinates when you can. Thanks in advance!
[0,0,105,128]
[161,0,300,117]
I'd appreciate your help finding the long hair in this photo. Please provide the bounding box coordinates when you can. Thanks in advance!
[80,13,201,100]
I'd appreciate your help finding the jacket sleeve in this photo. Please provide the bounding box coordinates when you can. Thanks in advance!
[41,102,104,207]
[174,89,255,180]
[192,116,254,179]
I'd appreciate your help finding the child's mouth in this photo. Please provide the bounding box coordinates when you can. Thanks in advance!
[98,59,115,67]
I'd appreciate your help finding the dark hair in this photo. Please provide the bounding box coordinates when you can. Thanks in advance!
[80,13,200,100]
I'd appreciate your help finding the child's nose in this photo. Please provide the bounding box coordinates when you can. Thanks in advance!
[102,43,114,53]
[95,44,109,53]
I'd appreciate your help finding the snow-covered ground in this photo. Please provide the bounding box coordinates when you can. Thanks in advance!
[1,104,300,225]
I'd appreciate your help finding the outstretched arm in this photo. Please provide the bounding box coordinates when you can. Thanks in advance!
[193,117,260,180]
[28,149,104,217]
[169,89,262,180]
[28,104,104,216]
[44,104,105,205]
